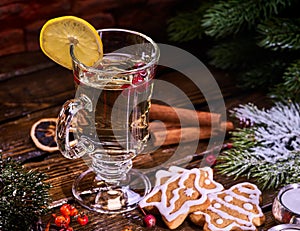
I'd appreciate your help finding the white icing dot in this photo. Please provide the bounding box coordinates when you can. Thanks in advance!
[213,203,221,209]
[216,218,223,225]
[224,195,233,202]
[249,194,256,199]
[205,179,211,185]
[243,203,253,210]
[185,188,195,197]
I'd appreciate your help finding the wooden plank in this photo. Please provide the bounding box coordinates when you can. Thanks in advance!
[0,64,74,123]
[0,105,62,161]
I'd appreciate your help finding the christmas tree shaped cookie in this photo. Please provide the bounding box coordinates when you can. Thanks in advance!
[139,167,224,229]
[190,182,265,231]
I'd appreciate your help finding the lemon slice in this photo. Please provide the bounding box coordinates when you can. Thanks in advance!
[40,16,103,69]
[30,118,58,152]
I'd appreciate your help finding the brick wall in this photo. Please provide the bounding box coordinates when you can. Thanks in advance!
[0,0,183,57]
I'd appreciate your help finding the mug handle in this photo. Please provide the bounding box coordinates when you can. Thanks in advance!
[56,94,94,159]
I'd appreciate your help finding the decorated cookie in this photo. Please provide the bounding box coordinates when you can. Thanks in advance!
[139,167,224,229]
[190,182,265,231]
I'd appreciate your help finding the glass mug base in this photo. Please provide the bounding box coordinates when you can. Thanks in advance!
[72,168,151,214]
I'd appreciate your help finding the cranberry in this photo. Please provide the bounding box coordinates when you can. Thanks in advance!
[139,206,156,228]
[60,227,73,231]
[143,214,156,227]
[121,84,133,97]
[73,75,80,85]
[138,70,148,78]
[77,213,89,226]
[69,206,78,217]
[225,143,233,149]
[133,62,146,68]
[55,215,70,228]
[132,75,144,85]
[121,84,131,89]
[60,204,71,217]
[205,153,217,166]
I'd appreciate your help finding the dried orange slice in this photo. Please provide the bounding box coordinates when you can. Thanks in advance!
[30,118,58,152]
[39,16,103,69]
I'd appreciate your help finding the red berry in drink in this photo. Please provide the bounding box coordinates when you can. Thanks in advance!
[132,75,144,85]
[138,70,147,78]
[77,214,89,226]
[121,84,133,97]
[121,84,131,89]
[143,214,156,227]
[133,62,146,69]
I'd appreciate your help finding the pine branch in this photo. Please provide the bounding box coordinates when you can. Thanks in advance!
[167,2,213,42]
[218,149,300,189]
[166,0,300,102]
[207,37,269,70]
[202,0,293,38]
[238,58,287,89]
[0,155,51,231]
[167,10,205,42]
[217,128,264,179]
[257,18,300,51]
[270,59,300,102]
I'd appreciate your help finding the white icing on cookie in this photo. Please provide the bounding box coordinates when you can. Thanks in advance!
[243,203,253,210]
[193,182,264,231]
[185,188,195,197]
[214,202,221,209]
[205,179,211,185]
[139,167,224,223]
[216,218,223,225]
[224,195,233,202]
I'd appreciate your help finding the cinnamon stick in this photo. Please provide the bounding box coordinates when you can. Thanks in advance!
[149,121,234,147]
[150,104,221,126]
[149,120,234,132]
[150,127,211,146]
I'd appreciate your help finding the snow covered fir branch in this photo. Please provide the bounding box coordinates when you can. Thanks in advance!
[217,102,300,189]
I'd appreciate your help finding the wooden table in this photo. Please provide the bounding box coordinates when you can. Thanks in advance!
[0,51,280,230]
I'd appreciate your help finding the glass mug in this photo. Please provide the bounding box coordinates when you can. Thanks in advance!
[56,29,160,213]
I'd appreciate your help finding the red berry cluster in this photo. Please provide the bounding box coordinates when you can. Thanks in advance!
[121,62,149,94]
[48,203,88,231]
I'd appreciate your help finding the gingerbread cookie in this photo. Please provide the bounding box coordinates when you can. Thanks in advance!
[139,167,224,229]
[190,182,265,231]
